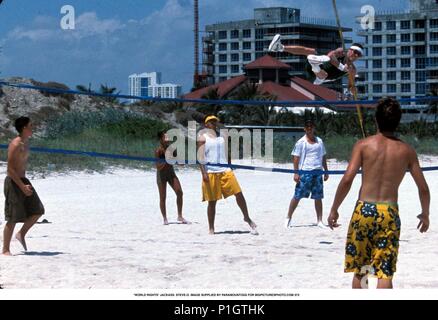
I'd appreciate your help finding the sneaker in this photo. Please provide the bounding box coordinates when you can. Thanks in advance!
[269,34,284,52]
[285,218,292,229]
[313,78,325,85]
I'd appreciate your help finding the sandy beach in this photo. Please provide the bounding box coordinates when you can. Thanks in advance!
[0,157,437,289]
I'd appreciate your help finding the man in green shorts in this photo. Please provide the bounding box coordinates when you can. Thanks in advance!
[3,117,45,255]
[328,98,430,289]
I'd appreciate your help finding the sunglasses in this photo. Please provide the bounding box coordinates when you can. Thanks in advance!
[352,50,362,57]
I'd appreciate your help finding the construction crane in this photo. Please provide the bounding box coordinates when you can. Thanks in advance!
[193,0,199,89]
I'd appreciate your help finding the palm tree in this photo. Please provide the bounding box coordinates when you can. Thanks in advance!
[229,83,276,125]
[99,83,120,103]
[76,83,93,93]
[199,87,221,115]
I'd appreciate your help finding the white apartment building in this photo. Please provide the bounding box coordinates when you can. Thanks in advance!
[148,84,182,99]
[128,72,161,97]
[357,0,438,121]
[128,72,182,103]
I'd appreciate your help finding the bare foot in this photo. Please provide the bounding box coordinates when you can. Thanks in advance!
[16,232,27,251]
[177,217,190,224]
[209,229,215,235]
[244,218,257,229]
[244,218,258,235]
[2,251,13,256]
[163,218,169,225]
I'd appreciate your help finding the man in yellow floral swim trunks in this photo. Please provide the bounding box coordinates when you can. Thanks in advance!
[344,200,401,280]
[328,98,430,289]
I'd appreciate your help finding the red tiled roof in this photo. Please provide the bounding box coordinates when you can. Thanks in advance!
[290,77,339,101]
[244,55,291,70]
[184,75,247,100]
[258,81,311,102]
[184,71,370,110]
[290,77,375,109]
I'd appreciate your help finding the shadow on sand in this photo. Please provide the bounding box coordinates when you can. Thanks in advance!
[21,251,65,257]
[166,221,197,225]
[214,230,251,235]
[291,224,317,228]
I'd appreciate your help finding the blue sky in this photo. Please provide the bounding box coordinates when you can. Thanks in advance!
[0,0,409,94]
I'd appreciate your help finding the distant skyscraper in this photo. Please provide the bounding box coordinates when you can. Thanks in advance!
[128,72,181,103]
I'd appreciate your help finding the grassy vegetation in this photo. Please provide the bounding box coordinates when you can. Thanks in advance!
[273,133,438,163]
[29,130,159,174]
[0,109,170,174]
[0,107,437,174]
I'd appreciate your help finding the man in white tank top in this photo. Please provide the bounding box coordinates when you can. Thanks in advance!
[197,115,258,235]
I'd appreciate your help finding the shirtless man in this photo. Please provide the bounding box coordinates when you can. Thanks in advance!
[268,34,363,86]
[328,98,430,289]
[2,117,45,255]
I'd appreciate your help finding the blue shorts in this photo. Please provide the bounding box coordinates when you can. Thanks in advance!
[294,173,324,200]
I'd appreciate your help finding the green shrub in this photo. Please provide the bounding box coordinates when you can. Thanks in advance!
[45,108,169,139]
[30,80,74,102]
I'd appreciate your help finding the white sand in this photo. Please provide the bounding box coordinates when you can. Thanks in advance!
[0,158,437,289]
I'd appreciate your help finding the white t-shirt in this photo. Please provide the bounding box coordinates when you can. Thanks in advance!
[291,135,326,171]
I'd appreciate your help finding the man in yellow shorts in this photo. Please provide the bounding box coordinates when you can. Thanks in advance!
[328,98,430,289]
[197,115,258,235]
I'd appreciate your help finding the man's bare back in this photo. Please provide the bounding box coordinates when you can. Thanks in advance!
[327,98,430,288]
[357,133,417,203]
[329,97,429,234]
